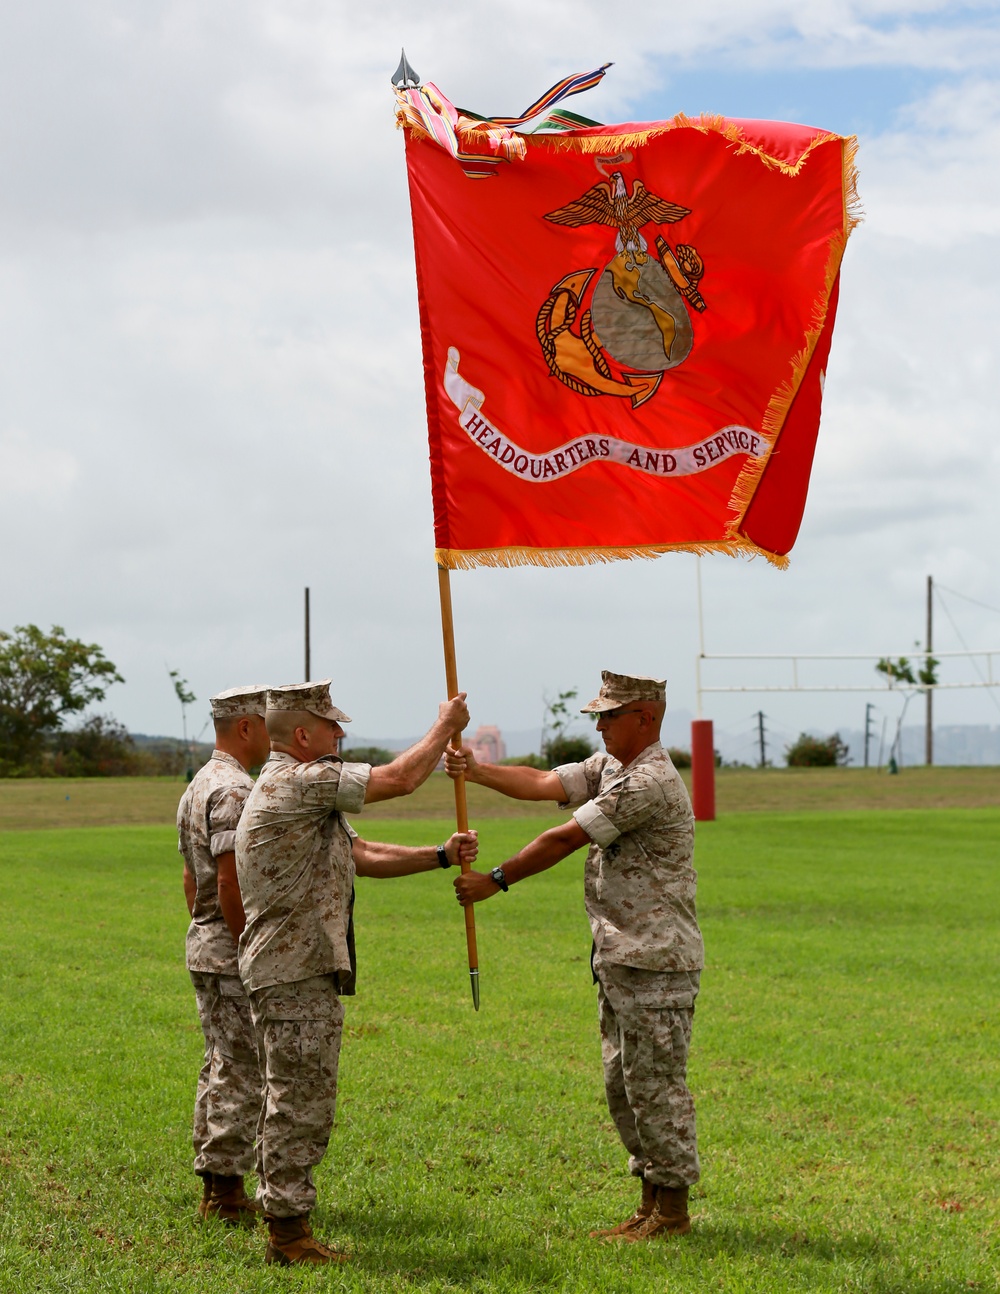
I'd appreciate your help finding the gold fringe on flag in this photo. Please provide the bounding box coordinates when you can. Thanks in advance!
[523,114,854,179]
[435,539,790,572]
[400,110,860,186]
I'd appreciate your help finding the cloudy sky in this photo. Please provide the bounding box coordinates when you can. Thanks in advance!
[2,1,999,759]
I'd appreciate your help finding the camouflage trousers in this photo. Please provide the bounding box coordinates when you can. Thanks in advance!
[597,963,701,1188]
[248,975,344,1219]
[190,971,262,1178]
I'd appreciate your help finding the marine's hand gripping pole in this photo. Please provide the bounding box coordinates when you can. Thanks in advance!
[437,565,480,1010]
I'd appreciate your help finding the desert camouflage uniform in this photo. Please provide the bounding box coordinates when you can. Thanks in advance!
[555,742,704,1188]
[235,750,371,1218]
[177,751,261,1179]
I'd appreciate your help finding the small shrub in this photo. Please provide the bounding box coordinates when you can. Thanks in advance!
[500,753,548,769]
[785,732,851,767]
[51,715,141,777]
[543,734,595,768]
[666,747,692,768]
[341,746,395,766]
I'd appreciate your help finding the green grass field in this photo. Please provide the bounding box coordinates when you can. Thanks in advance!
[0,764,998,831]
[0,811,997,1292]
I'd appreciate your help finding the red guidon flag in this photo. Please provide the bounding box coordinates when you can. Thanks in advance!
[396,68,860,569]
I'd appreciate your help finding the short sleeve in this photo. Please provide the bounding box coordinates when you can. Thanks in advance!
[300,757,371,816]
[336,762,370,814]
[554,751,610,808]
[574,768,666,846]
[209,784,251,857]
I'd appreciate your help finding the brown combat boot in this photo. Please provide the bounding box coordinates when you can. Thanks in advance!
[622,1184,692,1240]
[589,1177,656,1239]
[204,1174,261,1227]
[264,1214,349,1266]
[196,1173,213,1220]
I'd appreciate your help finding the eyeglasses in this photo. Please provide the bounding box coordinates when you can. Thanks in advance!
[600,707,646,721]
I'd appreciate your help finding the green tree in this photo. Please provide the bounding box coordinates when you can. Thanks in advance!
[785,732,851,767]
[169,669,197,781]
[0,625,124,774]
[340,745,395,766]
[544,734,595,767]
[52,714,139,777]
[875,646,939,770]
[540,688,594,769]
[501,753,548,769]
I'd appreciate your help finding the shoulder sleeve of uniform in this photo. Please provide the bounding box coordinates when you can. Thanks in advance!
[554,751,610,808]
[582,762,671,840]
[301,758,371,815]
[208,783,251,857]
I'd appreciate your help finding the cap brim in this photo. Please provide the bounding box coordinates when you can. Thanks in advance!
[306,706,352,724]
[580,697,617,713]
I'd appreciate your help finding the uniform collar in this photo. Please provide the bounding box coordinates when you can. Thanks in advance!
[211,749,248,773]
[619,739,663,774]
[263,750,341,767]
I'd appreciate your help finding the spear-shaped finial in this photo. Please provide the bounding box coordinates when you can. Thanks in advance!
[392,49,420,89]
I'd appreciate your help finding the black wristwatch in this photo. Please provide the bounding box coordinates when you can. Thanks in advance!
[490,866,509,892]
[436,844,450,868]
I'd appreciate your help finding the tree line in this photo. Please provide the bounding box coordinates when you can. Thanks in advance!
[0,624,199,777]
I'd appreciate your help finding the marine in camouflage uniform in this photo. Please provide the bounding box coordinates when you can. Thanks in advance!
[236,679,474,1267]
[448,670,703,1241]
[178,684,271,1224]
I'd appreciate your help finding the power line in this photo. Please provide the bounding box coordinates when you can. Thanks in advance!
[935,583,1000,618]
[935,587,1000,718]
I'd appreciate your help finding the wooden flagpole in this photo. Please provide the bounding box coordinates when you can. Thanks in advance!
[437,564,480,1010]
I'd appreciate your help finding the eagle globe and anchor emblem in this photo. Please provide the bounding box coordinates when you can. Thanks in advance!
[537,156,707,408]
[443,155,765,486]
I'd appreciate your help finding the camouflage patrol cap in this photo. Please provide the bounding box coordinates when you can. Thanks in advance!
[266,679,351,724]
[580,670,666,713]
[210,685,269,720]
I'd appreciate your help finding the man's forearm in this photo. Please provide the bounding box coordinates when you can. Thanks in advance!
[501,822,584,883]
[218,882,246,941]
[453,820,588,906]
[216,853,246,941]
[354,839,441,878]
[365,720,454,803]
[465,761,565,802]
[182,864,196,917]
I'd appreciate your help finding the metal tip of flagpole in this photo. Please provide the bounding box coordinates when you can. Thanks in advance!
[392,49,420,89]
[470,968,480,1012]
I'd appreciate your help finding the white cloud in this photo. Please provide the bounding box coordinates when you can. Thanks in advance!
[0,1,998,741]
[0,427,79,499]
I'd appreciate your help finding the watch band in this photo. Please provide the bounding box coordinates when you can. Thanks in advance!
[436,844,450,868]
[490,866,509,892]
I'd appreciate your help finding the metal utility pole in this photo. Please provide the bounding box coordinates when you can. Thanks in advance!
[304,587,311,679]
[756,710,767,768]
[864,702,875,768]
[925,574,933,766]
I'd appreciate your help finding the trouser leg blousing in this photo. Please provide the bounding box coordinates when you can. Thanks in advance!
[249,975,344,1220]
[189,971,261,1179]
[597,964,700,1191]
